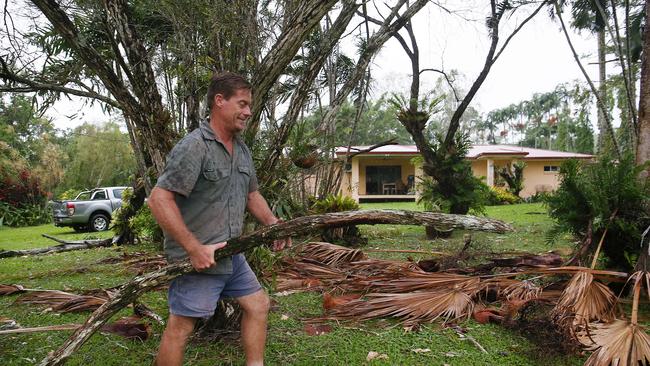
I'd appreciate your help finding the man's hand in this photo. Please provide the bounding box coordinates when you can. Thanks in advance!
[272,237,292,252]
[187,242,227,271]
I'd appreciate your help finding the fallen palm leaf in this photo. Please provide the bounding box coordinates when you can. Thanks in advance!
[502,279,543,301]
[577,271,650,366]
[0,317,151,341]
[552,271,616,324]
[473,308,504,324]
[100,316,151,341]
[322,292,362,310]
[274,278,322,292]
[298,242,366,266]
[365,272,481,294]
[327,288,475,324]
[0,284,25,296]
[15,290,107,313]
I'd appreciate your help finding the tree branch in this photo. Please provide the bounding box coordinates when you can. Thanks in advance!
[39,209,511,366]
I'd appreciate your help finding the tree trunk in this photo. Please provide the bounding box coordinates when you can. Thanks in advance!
[38,209,511,366]
[597,30,610,153]
[637,0,650,176]
[0,239,112,259]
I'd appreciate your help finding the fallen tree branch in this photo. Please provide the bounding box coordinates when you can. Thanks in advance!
[39,209,512,366]
[0,239,113,259]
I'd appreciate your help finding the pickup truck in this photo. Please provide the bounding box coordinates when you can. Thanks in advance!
[52,187,129,232]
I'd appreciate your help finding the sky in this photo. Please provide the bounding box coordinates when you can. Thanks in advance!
[44,1,597,130]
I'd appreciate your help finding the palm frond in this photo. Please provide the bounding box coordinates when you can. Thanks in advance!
[328,290,475,324]
[552,271,616,324]
[502,279,542,301]
[365,272,481,294]
[0,284,25,296]
[298,242,366,266]
[578,320,650,366]
[14,290,107,313]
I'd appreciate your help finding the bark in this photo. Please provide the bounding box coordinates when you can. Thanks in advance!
[637,0,650,174]
[246,0,340,140]
[597,30,609,152]
[0,239,112,259]
[39,209,511,366]
[257,0,359,185]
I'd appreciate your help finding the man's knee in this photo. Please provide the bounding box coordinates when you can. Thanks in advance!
[239,291,270,318]
[163,315,196,341]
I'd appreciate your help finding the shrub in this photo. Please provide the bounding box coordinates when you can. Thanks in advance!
[0,201,51,227]
[310,193,365,247]
[544,154,650,271]
[310,193,359,214]
[128,204,163,244]
[490,186,522,205]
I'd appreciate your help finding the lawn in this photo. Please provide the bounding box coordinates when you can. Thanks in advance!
[0,204,585,365]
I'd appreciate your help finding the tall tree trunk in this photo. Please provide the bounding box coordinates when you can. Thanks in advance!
[634,0,650,271]
[597,30,610,153]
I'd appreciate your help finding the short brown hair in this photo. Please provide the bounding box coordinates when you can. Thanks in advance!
[206,72,252,111]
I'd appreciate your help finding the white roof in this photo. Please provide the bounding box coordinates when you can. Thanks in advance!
[335,144,593,160]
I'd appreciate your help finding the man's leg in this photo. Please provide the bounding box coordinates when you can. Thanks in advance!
[236,290,270,366]
[155,314,196,366]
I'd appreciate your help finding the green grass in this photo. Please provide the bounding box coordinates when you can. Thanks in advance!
[0,204,585,365]
[0,224,113,251]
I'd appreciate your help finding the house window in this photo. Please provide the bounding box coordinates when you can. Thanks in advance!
[366,166,402,195]
[543,165,559,173]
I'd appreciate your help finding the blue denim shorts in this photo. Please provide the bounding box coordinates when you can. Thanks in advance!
[168,254,262,318]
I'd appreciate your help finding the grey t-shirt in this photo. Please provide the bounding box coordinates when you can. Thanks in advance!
[155,119,258,274]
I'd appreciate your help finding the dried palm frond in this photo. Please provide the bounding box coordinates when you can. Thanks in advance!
[365,272,482,294]
[552,271,616,324]
[298,242,366,266]
[346,259,423,277]
[278,258,349,281]
[576,272,650,366]
[328,288,475,324]
[0,284,25,296]
[322,292,363,310]
[274,277,322,292]
[502,279,543,301]
[577,319,650,366]
[14,290,107,313]
[101,316,151,341]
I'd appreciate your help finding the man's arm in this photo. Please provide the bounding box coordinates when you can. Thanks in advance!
[247,190,291,250]
[148,187,226,270]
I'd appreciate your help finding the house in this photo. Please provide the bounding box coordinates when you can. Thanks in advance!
[336,144,593,202]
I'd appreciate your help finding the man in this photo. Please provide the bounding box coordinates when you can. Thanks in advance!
[148,72,290,366]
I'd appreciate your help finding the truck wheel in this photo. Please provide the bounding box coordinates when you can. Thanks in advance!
[89,213,110,232]
[72,225,87,233]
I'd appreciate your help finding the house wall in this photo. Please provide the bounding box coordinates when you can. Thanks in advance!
[520,160,562,197]
[471,161,487,183]
[339,154,568,200]
[358,156,415,195]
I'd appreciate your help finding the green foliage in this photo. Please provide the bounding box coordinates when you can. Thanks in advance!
[59,121,136,192]
[56,188,88,200]
[300,96,414,145]
[0,201,51,228]
[498,161,526,197]
[425,133,487,215]
[480,82,594,153]
[128,204,163,244]
[310,193,359,214]
[416,176,444,212]
[486,186,523,205]
[544,154,650,270]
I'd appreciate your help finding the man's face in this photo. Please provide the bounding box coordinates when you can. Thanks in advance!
[214,88,252,133]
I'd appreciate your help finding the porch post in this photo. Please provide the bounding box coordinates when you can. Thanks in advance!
[414,161,423,201]
[486,159,495,187]
[351,156,360,202]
